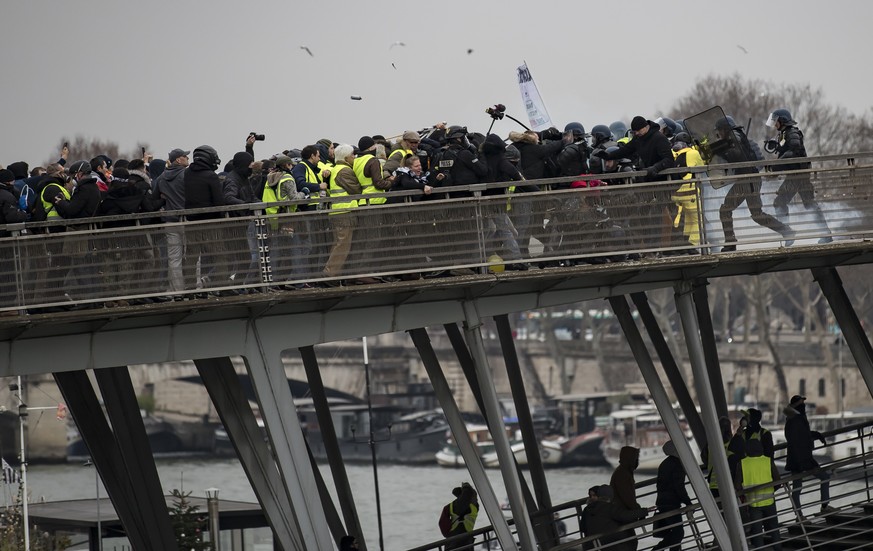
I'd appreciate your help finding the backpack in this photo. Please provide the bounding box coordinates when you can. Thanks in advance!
[18,183,36,216]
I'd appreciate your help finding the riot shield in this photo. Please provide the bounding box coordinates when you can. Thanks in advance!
[683,106,743,189]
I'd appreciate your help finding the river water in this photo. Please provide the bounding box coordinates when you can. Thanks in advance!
[22,458,624,550]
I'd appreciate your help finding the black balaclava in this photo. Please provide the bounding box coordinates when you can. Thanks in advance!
[232,151,254,178]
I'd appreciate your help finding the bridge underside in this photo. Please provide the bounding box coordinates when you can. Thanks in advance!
[2,241,871,375]
[7,242,873,551]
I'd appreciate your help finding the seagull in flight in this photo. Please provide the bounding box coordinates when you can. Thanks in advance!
[300,45,314,57]
[390,41,406,49]
[736,44,748,54]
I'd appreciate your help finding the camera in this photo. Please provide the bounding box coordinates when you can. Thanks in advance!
[249,132,266,141]
[485,104,506,121]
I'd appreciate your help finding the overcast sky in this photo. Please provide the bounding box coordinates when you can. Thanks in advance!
[3,0,871,166]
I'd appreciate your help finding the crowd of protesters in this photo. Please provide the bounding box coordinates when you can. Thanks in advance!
[0,108,823,308]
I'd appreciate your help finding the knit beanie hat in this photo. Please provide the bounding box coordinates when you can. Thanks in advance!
[358,136,376,152]
[631,116,648,132]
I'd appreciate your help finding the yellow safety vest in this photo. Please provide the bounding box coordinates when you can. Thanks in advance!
[301,162,323,208]
[41,183,70,219]
[328,164,358,214]
[741,455,776,507]
[262,174,297,230]
[449,502,478,533]
[353,154,386,206]
[389,148,412,162]
[671,146,705,246]
[708,441,733,490]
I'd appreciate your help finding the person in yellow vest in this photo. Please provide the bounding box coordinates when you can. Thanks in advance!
[701,416,744,501]
[263,155,308,286]
[445,482,478,550]
[734,438,782,550]
[383,130,421,174]
[670,132,706,248]
[354,136,394,206]
[323,144,365,282]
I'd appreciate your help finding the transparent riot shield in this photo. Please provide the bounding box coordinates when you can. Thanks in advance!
[683,106,743,189]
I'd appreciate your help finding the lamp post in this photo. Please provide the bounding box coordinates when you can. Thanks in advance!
[83,460,102,551]
[205,487,220,551]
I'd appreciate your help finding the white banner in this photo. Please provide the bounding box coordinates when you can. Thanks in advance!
[517,63,552,131]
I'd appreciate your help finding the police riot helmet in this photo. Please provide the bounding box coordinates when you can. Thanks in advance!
[715,116,738,131]
[673,132,692,145]
[766,108,795,128]
[654,117,679,138]
[609,121,628,140]
[590,125,612,144]
[564,122,586,138]
[446,125,468,140]
[504,144,521,163]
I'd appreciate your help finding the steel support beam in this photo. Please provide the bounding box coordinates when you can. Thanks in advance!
[494,314,557,547]
[673,282,748,551]
[692,281,729,417]
[306,442,349,545]
[812,267,873,398]
[194,357,298,551]
[444,323,539,511]
[299,345,366,550]
[609,296,733,550]
[630,292,706,445]
[53,370,150,550]
[408,328,516,550]
[462,302,537,551]
[93,366,178,551]
[244,321,334,551]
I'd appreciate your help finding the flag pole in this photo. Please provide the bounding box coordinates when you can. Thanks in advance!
[17,375,30,551]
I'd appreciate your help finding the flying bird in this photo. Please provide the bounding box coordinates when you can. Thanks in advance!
[389,41,406,49]
[466,48,474,55]
[392,63,397,70]
[300,45,314,57]
[736,44,748,54]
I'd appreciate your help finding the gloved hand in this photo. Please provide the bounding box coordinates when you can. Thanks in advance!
[592,149,609,159]
[646,166,659,177]
[764,139,779,153]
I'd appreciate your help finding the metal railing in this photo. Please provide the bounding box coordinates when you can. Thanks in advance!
[2,153,873,313]
[407,419,873,551]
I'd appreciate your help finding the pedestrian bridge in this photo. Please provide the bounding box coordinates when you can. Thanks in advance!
[1,153,873,551]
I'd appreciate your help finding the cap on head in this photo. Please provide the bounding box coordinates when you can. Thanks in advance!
[595,485,614,500]
[168,148,190,163]
[0,169,14,184]
[631,116,648,132]
[274,155,294,167]
[402,131,420,142]
[790,395,806,407]
[316,138,333,149]
[358,136,376,152]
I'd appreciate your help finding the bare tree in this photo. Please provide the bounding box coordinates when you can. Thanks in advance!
[47,136,150,166]
[669,73,873,155]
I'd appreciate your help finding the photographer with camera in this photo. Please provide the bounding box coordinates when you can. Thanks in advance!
[245,132,265,159]
[432,125,487,198]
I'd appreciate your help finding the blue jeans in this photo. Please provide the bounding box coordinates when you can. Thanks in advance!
[748,504,781,550]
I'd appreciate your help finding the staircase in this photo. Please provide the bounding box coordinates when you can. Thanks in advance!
[783,502,873,550]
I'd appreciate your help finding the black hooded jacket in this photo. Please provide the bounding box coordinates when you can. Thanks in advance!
[481,134,525,196]
[0,183,26,235]
[185,157,225,221]
[784,403,823,472]
[55,175,103,220]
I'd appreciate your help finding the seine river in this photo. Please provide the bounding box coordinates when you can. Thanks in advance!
[21,458,623,550]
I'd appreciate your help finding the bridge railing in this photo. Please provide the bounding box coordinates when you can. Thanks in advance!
[408,419,873,551]
[2,152,873,313]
